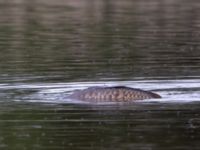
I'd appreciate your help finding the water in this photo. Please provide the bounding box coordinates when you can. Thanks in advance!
[0,0,200,149]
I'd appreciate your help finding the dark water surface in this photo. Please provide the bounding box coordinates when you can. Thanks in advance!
[0,0,200,149]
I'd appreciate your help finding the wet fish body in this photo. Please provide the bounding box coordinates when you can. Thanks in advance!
[68,86,161,103]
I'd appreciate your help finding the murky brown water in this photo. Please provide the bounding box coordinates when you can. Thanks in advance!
[0,0,200,149]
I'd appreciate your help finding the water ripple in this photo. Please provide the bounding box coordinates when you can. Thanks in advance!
[0,78,200,104]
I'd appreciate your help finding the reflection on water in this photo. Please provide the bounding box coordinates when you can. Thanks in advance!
[0,0,200,81]
[0,0,200,149]
[0,101,200,150]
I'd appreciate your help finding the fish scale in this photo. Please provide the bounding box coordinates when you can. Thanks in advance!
[68,86,161,103]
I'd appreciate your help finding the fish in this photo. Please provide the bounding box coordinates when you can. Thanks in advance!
[68,86,161,103]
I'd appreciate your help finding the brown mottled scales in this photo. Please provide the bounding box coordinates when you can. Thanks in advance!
[68,86,161,103]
